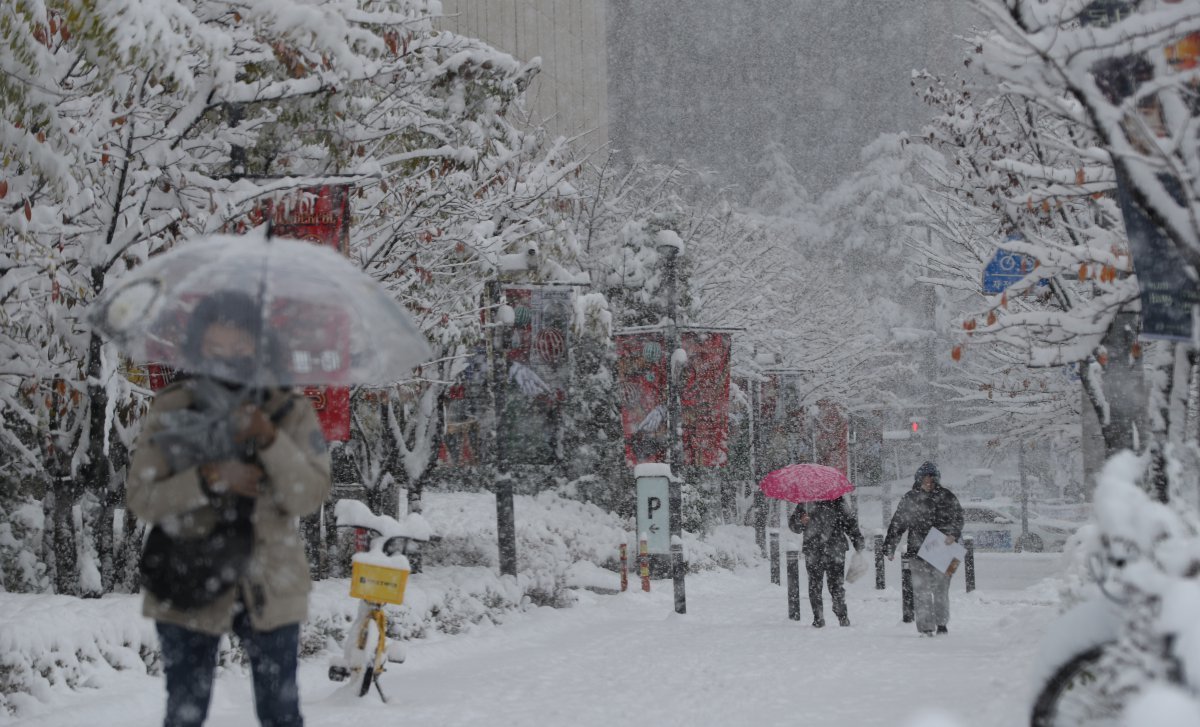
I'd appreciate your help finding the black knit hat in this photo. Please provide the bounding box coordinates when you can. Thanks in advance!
[915,461,940,480]
[182,290,263,364]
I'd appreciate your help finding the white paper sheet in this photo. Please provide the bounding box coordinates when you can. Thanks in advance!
[917,527,967,575]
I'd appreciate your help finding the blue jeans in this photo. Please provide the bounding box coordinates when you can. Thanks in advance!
[157,608,303,727]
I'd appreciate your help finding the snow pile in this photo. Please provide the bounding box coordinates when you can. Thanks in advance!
[1123,685,1200,727]
[0,594,157,717]
[1041,452,1200,722]
[1,490,762,717]
[420,491,762,587]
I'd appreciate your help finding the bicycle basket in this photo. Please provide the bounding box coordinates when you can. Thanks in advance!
[350,556,410,605]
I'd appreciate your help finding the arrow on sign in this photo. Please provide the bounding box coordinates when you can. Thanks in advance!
[649,524,661,534]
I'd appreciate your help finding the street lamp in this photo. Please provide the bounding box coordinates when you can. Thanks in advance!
[656,232,684,546]
[657,234,684,467]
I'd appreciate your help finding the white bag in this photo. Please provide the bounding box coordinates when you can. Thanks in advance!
[845,549,868,584]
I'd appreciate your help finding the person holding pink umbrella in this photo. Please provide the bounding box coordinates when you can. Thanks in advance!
[789,496,864,627]
[759,463,865,628]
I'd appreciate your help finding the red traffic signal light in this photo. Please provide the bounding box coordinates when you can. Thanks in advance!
[911,421,919,433]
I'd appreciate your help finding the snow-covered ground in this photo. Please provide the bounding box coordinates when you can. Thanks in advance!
[6,552,1064,727]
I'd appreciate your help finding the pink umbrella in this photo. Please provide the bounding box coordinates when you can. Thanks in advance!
[758,464,853,503]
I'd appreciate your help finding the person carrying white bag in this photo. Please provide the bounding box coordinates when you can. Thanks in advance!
[788,495,865,627]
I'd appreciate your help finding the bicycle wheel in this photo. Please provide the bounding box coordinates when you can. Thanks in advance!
[1030,643,1118,727]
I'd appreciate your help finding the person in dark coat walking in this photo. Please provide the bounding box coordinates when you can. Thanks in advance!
[882,461,964,636]
[789,495,864,627]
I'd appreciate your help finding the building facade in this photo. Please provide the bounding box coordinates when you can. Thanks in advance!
[437,1,609,148]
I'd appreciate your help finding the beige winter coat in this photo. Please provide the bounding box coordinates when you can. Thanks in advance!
[126,381,331,635]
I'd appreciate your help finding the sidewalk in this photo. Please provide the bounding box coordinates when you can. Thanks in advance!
[10,553,1062,727]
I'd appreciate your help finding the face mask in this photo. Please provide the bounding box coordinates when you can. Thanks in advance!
[207,355,257,384]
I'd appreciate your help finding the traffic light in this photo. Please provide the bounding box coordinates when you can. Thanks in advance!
[909,419,922,438]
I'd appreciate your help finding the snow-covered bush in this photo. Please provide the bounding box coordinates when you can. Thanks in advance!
[0,594,159,718]
[0,492,49,594]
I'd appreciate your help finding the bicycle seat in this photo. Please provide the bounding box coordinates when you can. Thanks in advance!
[334,499,436,542]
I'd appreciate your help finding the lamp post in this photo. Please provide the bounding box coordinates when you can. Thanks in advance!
[657,238,683,550]
[486,279,518,577]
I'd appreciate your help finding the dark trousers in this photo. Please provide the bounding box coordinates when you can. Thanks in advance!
[805,550,847,622]
[157,609,303,727]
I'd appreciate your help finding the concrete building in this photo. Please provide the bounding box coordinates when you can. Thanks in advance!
[438,2,978,192]
[437,1,609,149]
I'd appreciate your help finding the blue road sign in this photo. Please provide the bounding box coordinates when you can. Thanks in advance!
[982,245,1039,295]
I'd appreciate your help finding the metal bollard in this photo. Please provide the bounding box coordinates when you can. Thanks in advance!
[873,534,885,590]
[672,541,687,615]
[769,532,781,585]
[964,536,976,593]
[900,554,914,623]
[620,543,628,592]
[753,491,767,556]
[786,548,802,621]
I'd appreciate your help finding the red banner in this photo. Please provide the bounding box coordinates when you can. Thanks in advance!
[616,331,669,466]
[143,187,352,443]
[815,399,849,476]
[756,371,807,472]
[263,186,352,442]
[439,344,488,467]
[680,331,731,467]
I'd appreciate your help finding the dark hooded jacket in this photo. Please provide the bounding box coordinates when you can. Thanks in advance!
[882,479,964,558]
[789,496,865,559]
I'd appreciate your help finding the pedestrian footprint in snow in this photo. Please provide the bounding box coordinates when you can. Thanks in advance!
[126,291,331,726]
[789,495,865,627]
[882,461,964,637]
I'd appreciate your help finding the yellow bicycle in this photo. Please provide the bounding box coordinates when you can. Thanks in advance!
[328,500,433,700]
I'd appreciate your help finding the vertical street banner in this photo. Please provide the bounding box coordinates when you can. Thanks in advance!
[142,186,353,444]
[729,374,753,480]
[815,399,849,477]
[756,370,806,473]
[440,344,488,467]
[680,330,731,467]
[501,285,572,465]
[261,186,353,441]
[616,330,669,466]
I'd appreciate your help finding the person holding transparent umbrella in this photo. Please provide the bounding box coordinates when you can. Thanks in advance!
[92,233,432,727]
[121,288,328,727]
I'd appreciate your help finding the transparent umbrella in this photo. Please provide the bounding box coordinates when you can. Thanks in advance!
[88,232,432,387]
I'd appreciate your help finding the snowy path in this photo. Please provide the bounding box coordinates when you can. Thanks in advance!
[13,553,1063,727]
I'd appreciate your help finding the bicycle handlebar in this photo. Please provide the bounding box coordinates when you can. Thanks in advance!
[333,499,435,543]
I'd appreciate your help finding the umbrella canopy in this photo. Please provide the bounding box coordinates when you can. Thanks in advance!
[89,233,432,387]
[758,463,854,503]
